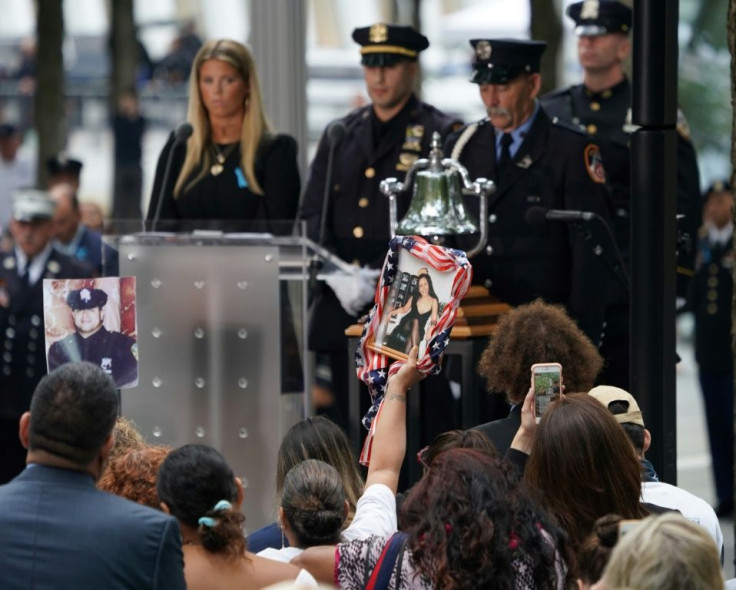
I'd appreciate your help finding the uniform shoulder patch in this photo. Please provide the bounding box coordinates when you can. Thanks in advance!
[552,117,586,136]
[584,144,606,184]
[541,86,572,101]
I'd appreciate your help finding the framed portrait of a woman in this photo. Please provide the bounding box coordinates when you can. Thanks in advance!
[366,238,467,363]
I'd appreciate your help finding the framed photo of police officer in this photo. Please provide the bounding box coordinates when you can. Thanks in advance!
[370,248,455,362]
[43,277,138,389]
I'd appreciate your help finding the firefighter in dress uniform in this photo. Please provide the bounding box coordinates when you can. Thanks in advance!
[0,190,93,482]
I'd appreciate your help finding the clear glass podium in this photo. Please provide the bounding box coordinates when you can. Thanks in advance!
[103,220,350,530]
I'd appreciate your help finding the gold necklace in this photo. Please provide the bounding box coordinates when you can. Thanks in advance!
[210,143,238,176]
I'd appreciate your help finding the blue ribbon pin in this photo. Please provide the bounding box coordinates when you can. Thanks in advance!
[235,167,248,189]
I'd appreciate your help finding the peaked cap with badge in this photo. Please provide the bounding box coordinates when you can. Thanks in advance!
[469,39,547,85]
[352,23,429,67]
[67,287,108,311]
[12,189,57,222]
[567,0,632,37]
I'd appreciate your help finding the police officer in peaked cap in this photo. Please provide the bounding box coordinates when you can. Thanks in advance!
[47,287,138,389]
[299,22,462,428]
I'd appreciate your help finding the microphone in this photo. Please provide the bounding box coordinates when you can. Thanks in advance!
[525,206,630,290]
[151,122,194,231]
[310,121,347,301]
[525,206,596,229]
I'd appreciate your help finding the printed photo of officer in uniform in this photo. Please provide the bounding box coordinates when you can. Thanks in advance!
[46,282,138,388]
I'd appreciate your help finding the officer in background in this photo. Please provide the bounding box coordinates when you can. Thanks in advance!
[47,154,84,192]
[541,0,701,388]
[49,183,119,277]
[300,23,462,426]
[47,287,138,389]
[687,181,734,516]
[0,190,92,483]
[445,39,612,348]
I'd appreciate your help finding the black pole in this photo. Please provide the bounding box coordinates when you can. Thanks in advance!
[630,0,679,484]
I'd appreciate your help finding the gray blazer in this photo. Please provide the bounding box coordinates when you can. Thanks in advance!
[0,464,186,589]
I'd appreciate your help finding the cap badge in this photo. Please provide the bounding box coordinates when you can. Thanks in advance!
[581,0,600,19]
[80,288,91,302]
[369,23,388,43]
[476,40,492,60]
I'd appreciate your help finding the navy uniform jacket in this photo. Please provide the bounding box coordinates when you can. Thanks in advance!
[48,326,138,388]
[541,78,701,297]
[65,225,119,276]
[301,94,462,351]
[0,250,93,419]
[444,109,612,344]
[0,465,186,589]
[688,233,733,374]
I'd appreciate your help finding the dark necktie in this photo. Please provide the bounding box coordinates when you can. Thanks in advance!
[19,260,32,288]
[497,133,513,181]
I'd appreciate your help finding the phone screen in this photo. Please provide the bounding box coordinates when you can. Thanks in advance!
[532,364,562,420]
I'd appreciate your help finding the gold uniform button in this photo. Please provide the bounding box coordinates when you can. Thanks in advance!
[365,167,375,178]
[707,290,718,301]
[590,102,601,111]
[708,276,719,288]
[358,198,369,208]
[352,259,360,265]
[353,226,364,238]
[707,303,718,315]
[602,90,612,98]
[587,124,598,135]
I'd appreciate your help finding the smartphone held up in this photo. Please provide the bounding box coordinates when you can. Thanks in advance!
[531,363,562,422]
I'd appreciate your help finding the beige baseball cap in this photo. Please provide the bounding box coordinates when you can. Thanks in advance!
[589,385,644,427]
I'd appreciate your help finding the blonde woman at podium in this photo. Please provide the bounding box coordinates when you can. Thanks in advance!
[147,39,300,231]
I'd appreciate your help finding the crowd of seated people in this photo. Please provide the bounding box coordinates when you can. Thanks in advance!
[2,300,732,589]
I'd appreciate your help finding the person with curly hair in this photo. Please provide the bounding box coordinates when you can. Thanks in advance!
[108,416,146,461]
[98,445,171,509]
[157,444,317,590]
[294,349,571,588]
[473,299,603,455]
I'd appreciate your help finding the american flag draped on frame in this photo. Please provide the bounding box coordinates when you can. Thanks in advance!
[355,235,472,465]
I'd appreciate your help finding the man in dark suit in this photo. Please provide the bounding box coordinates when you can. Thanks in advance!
[300,23,462,425]
[444,39,612,345]
[540,0,701,388]
[0,190,93,483]
[50,182,119,276]
[0,361,186,589]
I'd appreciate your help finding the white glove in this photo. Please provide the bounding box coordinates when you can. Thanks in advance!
[325,266,381,316]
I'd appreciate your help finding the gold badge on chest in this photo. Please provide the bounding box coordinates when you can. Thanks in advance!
[396,152,419,172]
[401,125,424,151]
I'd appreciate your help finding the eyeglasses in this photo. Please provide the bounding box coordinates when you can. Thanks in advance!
[416,446,430,469]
